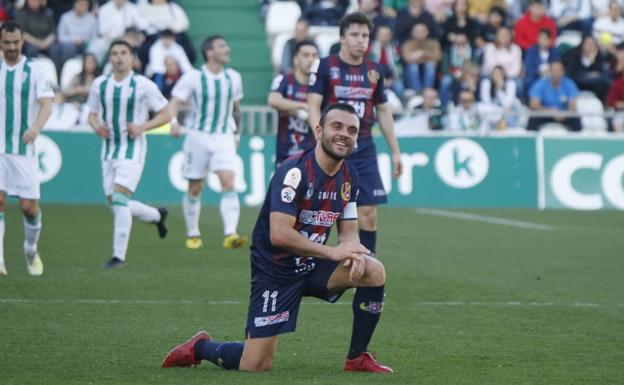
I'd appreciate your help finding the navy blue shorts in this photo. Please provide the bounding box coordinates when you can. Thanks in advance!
[245,259,344,338]
[349,143,387,206]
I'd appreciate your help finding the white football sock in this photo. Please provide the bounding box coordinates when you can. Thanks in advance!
[0,213,5,265]
[182,193,201,238]
[112,193,132,261]
[23,211,42,257]
[129,200,160,222]
[220,190,240,236]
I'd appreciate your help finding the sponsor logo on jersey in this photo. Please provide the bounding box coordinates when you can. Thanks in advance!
[367,69,379,83]
[254,311,290,327]
[299,209,341,227]
[330,66,340,79]
[334,85,373,99]
[281,187,296,203]
[283,167,302,189]
[341,182,351,201]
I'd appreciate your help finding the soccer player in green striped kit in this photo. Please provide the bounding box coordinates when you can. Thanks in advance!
[168,35,247,250]
[87,40,172,268]
[0,21,53,276]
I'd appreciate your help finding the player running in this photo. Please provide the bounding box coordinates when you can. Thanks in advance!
[167,35,247,250]
[307,12,403,257]
[268,40,318,167]
[0,21,53,276]
[162,103,393,373]
[87,40,171,268]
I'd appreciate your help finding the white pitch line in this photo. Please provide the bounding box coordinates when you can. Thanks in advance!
[1,298,621,309]
[415,208,554,231]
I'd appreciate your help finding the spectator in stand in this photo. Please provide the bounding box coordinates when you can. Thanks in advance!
[382,0,407,18]
[446,89,492,132]
[280,19,314,74]
[528,60,582,131]
[439,31,480,107]
[368,23,404,98]
[549,0,593,36]
[304,0,347,26]
[421,87,443,129]
[44,85,81,130]
[446,61,480,107]
[476,6,506,47]
[524,28,561,97]
[514,0,557,51]
[611,42,624,77]
[395,0,440,43]
[64,53,100,104]
[481,26,522,79]
[400,22,441,94]
[161,56,181,99]
[466,0,506,23]
[442,0,481,48]
[480,65,522,128]
[15,0,59,63]
[122,27,147,69]
[562,35,611,102]
[360,0,386,28]
[0,0,11,23]
[57,0,98,62]
[593,0,624,53]
[148,29,193,90]
[590,0,622,18]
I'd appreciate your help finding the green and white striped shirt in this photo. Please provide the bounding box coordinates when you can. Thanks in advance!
[172,66,243,134]
[0,56,54,156]
[87,72,168,161]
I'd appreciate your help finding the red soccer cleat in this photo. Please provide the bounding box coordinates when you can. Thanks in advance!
[161,331,211,368]
[344,352,394,373]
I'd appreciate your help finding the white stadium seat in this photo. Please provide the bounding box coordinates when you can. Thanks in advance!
[32,56,58,86]
[577,91,608,133]
[271,32,293,72]
[314,32,340,58]
[265,1,301,42]
[60,57,83,92]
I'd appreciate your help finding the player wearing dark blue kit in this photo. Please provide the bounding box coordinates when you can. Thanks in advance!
[268,40,318,167]
[162,103,393,373]
[307,12,403,257]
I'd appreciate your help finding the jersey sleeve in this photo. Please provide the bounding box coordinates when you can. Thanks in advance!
[143,78,168,112]
[171,71,195,102]
[340,166,359,221]
[269,164,306,217]
[33,64,55,100]
[231,70,244,102]
[373,63,388,105]
[86,79,101,113]
[307,57,327,96]
[270,74,287,96]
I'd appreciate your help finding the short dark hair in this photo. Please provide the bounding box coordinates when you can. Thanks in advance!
[161,29,175,39]
[319,103,358,128]
[0,21,23,37]
[539,28,552,38]
[339,12,373,37]
[109,39,133,53]
[201,34,225,61]
[293,39,317,57]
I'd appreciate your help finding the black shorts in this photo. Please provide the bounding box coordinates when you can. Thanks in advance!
[245,259,344,338]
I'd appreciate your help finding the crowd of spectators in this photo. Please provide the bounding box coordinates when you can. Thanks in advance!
[0,0,195,130]
[269,0,624,133]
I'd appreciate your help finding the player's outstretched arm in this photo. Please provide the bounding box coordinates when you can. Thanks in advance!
[270,212,369,262]
[376,102,403,178]
[23,96,53,144]
[306,93,323,135]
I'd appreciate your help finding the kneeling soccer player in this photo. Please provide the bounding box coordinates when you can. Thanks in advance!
[162,103,392,373]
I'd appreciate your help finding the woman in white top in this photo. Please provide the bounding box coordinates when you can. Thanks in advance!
[138,0,189,35]
[480,27,522,78]
[480,65,522,128]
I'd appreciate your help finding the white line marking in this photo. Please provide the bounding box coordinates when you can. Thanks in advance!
[414,208,554,231]
[0,298,620,308]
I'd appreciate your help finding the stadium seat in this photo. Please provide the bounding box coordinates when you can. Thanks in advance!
[60,57,83,92]
[577,91,608,133]
[314,32,340,57]
[33,57,58,86]
[539,122,569,134]
[555,31,582,53]
[265,1,301,43]
[271,32,293,72]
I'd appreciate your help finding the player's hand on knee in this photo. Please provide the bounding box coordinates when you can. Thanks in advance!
[329,242,369,263]
[348,257,366,283]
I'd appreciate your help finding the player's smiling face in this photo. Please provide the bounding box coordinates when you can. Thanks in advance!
[318,109,359,161]
[0,30,23,63]
[340,23,370,60]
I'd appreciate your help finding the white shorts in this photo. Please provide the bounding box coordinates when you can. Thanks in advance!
[0,154,40,199]
[102,159,145,196]
[183,131,237,180]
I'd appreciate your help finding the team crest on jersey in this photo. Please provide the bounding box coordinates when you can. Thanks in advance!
[341,182,351,201]
[330,67,340,80]
[367,69,379,83]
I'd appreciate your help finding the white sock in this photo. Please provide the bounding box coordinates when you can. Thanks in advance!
[23,211,42,257]
[112,193,132,261]
[129,200,160,222]
[220,190,240,236]
[182,193,201,237]
[0,213,5,265]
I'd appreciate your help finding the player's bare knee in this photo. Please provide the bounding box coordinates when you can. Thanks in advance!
[187,180,204,197]
[19,199,38,217]
[366,258,386,286]
[358,206,377,230]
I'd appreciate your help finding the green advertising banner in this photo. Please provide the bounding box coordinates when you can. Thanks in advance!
[35,132,538,208]
[542,136,624,210]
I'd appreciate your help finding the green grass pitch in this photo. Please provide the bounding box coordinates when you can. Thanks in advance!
[1,205,623,385]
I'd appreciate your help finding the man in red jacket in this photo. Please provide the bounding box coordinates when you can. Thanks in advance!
[514,1,557,51]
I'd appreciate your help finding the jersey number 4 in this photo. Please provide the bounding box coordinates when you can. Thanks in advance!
[262,290,278,313]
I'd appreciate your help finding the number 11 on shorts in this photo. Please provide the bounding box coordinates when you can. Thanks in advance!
[262,290,278,312]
